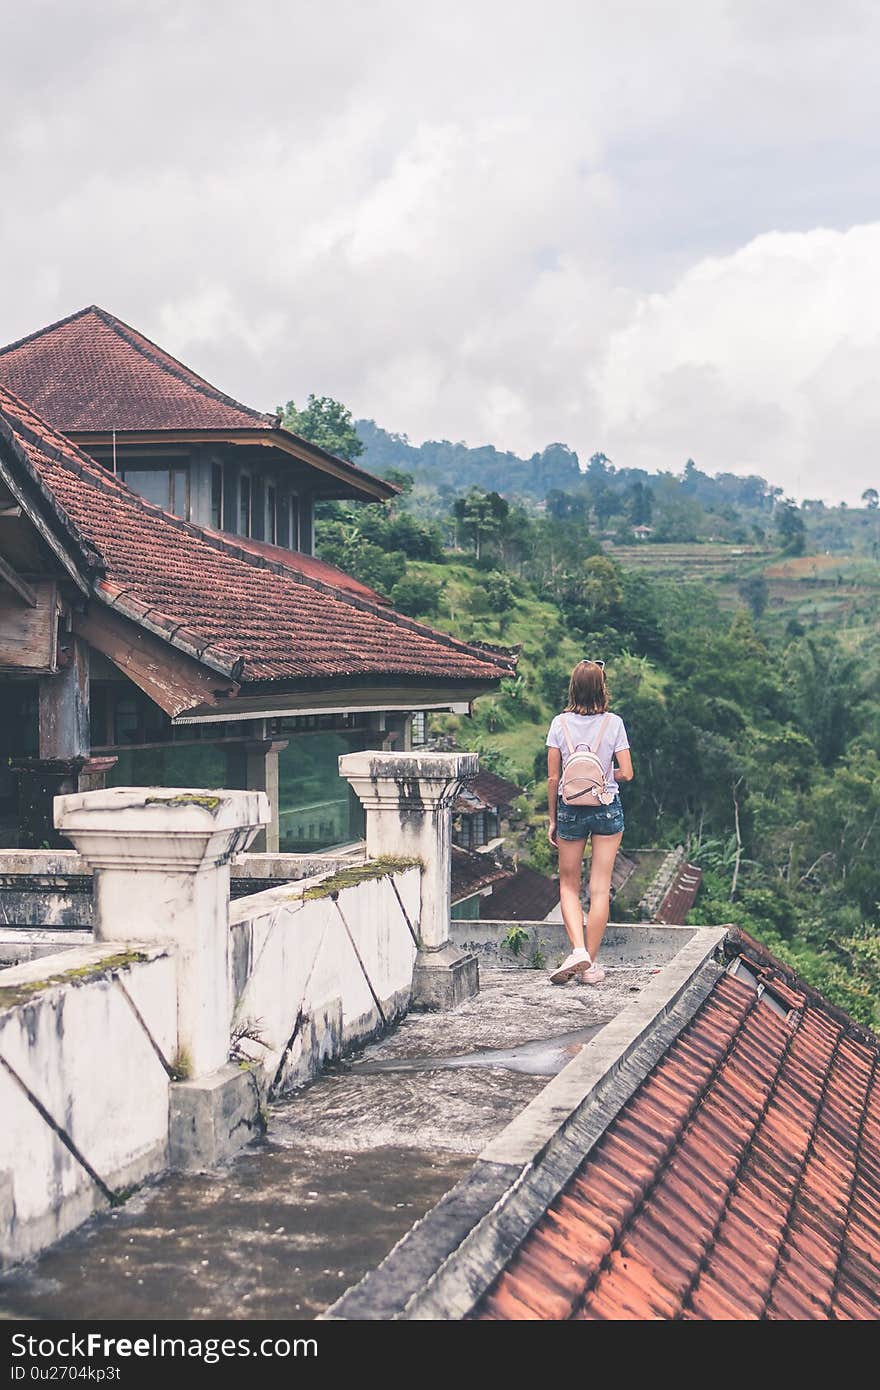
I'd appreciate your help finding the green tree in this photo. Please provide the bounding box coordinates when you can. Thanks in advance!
[279,394,364,463]
[559,555,625,639]
[453,488,510,560]
[389,575,443,617]
[739,573,769,619]
[785,635,860,763]
[626,480,653,526]
[482,570,517,633]
[774,499,806,555]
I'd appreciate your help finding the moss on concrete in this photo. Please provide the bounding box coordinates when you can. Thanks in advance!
[144,794,222,811]
[0,950,150,1011]
[301,856,421,902]
[169,1047,193,1082]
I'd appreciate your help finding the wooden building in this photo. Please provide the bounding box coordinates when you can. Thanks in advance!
[0,311,513,851]
[0,305,395,553]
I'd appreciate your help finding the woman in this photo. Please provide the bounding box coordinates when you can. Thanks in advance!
[545,660,633,985]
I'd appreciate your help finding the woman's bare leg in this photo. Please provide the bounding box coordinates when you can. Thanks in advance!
[585,832,623,961]
[557,836,588,951]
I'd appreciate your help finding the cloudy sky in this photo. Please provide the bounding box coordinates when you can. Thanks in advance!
[3,1,880,501]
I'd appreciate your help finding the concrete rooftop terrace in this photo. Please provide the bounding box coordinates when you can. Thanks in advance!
[0,923,702,1321]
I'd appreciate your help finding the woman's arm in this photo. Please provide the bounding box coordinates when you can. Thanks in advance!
[615,748,634,783]
[547,746,562,845]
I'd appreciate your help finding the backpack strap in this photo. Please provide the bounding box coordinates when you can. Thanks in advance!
[588,712,613,760]
[559,715,576,756]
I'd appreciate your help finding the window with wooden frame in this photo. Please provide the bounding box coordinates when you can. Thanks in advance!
[119,465,189,519]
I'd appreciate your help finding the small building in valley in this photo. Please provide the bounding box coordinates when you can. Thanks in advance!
[452,768,523,852]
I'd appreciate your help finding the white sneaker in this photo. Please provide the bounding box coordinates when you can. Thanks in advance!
[580,962,606,985]
[550,947,591,985]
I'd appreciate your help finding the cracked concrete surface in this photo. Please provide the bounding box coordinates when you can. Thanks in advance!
[0,962,657,1321]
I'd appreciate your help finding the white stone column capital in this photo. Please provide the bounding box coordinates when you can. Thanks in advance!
[54,787,270,1077]
[55,786,270,871]
[339,750,479,952]
[338,751,479,811]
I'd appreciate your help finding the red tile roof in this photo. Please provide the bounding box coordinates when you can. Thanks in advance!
[0,305,274,433]
[451,845,511,900]
[454,769,524,814]
[0,385,514,689]
[654,862,703,924]
[476,934,880,1320]
[480,866,559,922]
[0,306,394,502]
[207,531,389,606]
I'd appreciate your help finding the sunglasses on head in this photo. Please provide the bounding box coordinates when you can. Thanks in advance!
[582,659,606,670]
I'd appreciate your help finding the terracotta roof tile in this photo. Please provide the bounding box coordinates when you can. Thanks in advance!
[654,862,703,924]
[0,384,514,689]
[450,846,511,901]
[0,307,395,504]
[479,866,559,922]
[0,306,274,433]
[474,939,880,1320]
[454,769,524,813]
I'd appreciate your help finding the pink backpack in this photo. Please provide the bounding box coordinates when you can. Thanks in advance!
[559,713,615,807]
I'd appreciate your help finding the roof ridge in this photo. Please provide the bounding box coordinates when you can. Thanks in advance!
[0,304,277,428]
[87,307,277,427]
[0,304,99,359]
[96,581,244,682]
[725,929,880,1050]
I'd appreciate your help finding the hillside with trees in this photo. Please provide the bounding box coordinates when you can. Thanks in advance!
[283,395,880,1024]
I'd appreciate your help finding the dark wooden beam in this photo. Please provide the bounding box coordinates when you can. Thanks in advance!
[0,579,58,673]
[0,552,37,607]
[73,603,239,718]
[39,635,89,758]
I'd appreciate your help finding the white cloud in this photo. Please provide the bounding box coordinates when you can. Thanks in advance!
[2,2,880,501]
[595,225,880,501]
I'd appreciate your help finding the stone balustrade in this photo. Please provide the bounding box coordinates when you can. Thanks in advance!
[0,751,482,1268]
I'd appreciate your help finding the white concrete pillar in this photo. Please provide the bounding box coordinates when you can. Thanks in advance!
[245,739,288,853]
[338,751,478,950]
[54,787,270,1078]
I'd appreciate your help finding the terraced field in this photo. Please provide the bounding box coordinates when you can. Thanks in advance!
[610,542,880,636]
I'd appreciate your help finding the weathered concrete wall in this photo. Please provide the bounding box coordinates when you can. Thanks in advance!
[229,863,421,1096]
[0,928,90,966]
[0,945,176,1268]
[0,763,466,1269]
[451,920,698,968]
[0,848,361,937]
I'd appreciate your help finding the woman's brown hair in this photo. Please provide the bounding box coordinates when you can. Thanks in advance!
[565,660,609,715]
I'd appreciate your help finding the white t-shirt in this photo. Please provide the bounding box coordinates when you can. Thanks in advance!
[546,711,630,796]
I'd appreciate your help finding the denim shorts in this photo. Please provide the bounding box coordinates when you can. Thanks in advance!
[557,794,625,839]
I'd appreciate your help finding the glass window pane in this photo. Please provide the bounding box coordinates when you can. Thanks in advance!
[239,474,252,536]
[120,468,171,509]
[251,477,265,540]
[108,743,246,790]
[113,698,140,745]
[172,468,188,518]
[291,494,305,547]
[276,732,369,851]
